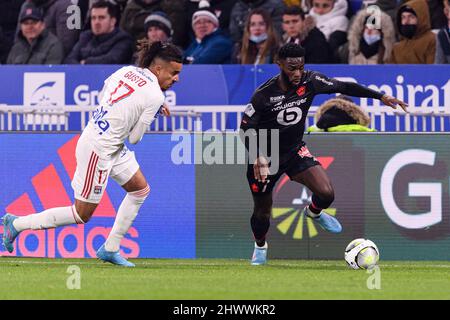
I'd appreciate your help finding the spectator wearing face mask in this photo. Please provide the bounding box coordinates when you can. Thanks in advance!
[389,0,436,63]
[348,9,395,64]
[229,0,286,44]
[435,0,450,63]
[400,0,448,30]
[233,8,279,64]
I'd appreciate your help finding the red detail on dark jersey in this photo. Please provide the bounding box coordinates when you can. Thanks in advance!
[296,86,306,96]
[273,157,335,196]
[297,145,313,158]
[251,183,259,193]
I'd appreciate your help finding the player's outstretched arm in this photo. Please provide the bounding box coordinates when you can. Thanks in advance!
[312,73,408,112]
[339,82,408,112]
[380,94,409,112]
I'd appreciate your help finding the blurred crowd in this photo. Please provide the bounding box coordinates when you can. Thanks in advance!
[0,0,449,65]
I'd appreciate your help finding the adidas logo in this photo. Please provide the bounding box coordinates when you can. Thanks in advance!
[272,157,337,240]
[0,135,139,258]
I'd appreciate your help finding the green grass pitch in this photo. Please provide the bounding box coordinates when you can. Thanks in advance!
[0,258,449,299]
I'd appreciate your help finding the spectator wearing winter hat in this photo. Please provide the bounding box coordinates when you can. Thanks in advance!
[389,0,436,63]
[184,4,233,64]
[7,3,64,64]
[120,0,187,48]
[400,0,447,30]
[144,11,173,43]
[187,0,236,35]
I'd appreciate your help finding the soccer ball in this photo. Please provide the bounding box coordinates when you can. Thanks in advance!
[344,238,380,270]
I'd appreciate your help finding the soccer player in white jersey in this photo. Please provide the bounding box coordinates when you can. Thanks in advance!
[2,41,183,267]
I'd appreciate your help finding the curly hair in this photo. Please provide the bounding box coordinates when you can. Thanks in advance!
[136,39,182,68]
[277,42,305,60]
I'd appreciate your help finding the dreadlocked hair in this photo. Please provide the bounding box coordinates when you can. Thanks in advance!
[137,39,182,68]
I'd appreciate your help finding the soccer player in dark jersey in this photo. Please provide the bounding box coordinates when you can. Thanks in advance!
[240,43,408,265]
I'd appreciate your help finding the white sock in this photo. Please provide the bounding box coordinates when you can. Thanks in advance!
[305,206,321,218]
[255,242,268,249]
[12,205,84,232]
[105,185,150,252]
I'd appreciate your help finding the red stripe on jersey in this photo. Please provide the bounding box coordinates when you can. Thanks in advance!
[83,154,99,199]
[81,152,95,197]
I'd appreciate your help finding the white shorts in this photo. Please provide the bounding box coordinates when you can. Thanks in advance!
[71,134,140,204]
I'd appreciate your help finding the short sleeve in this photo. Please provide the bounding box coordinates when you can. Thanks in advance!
[240,92,265,130]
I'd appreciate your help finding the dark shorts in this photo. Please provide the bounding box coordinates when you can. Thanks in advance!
[246,142,321,195]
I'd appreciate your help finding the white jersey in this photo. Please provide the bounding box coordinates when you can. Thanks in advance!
[83,65,165,157]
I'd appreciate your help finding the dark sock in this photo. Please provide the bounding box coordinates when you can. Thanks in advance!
[251,214,269,247]
[308,202,322,215]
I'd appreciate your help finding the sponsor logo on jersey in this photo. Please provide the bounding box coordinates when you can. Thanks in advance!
[297,145,314,159]
[271,98,307,111]
[270,95,285,103]
[315,76,334,86]
[94,186,103,194]
[296,86,306,96]
[244,103,256,117]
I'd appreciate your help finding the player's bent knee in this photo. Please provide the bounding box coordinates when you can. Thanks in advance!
[74,200,97,223]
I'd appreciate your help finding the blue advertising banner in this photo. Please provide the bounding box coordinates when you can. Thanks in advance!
[0,64,449,130]
[0,133,195,258]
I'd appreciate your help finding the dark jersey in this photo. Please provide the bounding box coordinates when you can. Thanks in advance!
[240,70,383,160]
